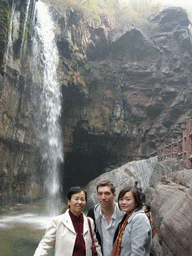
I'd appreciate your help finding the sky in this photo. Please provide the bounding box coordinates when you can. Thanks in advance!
[157,0,192,9]
[120,0,192,10]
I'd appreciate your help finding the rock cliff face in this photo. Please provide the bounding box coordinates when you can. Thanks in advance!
[55,5,192,190]
[151,169,192,256]
[0,0,44,205]
[0,0,192,201]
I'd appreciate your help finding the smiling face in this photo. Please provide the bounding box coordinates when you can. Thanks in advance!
[68,191,86,216]
[97,186,116,210]
[118,191,137,214]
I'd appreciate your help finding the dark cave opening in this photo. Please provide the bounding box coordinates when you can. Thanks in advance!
[61,127,138,196]
[60,83,139,196]
[62,143,114,196]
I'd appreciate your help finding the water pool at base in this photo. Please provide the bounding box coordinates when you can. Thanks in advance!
[0,202,58,256]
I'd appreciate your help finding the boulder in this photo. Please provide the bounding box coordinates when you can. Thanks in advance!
[151,169,192,256]
[110,28,158,61]
[151,7,190,32]
[85,157,185,209]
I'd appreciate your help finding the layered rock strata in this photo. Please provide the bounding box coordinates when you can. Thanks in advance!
[151,169,192,256]
[1,1,192,202]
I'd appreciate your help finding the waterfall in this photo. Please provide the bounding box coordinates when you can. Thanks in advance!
[5,0,33,76]
[4,0,16,71]
[32,0,63,215]
[20,0,31,56]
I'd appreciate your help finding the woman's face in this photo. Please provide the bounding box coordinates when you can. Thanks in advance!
[68,191,86,216]
[119,191,137,214]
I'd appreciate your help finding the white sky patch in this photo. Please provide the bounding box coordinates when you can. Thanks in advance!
[120,0,192,10]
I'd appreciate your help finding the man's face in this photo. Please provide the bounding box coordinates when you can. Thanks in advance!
[97,186,116,209]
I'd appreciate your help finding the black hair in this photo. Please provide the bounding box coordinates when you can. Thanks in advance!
[67,186,87,202]
[118,186,143,211]
[145,204,151,212]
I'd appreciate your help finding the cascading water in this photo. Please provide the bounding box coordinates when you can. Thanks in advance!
[32,0,63,215]
[0,2,62,254]
[4,0,16,71]
[20,0,31,56]
[3,0,63,217]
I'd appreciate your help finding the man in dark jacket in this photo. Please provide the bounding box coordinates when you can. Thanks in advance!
[138,187,146,204]
[87,179,125,256]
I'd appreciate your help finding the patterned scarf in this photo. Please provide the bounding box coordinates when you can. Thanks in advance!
[110,210,134,256]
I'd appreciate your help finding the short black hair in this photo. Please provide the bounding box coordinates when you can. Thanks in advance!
[145,204,151,212]
[118,186,143,211]
[67,186,87,202]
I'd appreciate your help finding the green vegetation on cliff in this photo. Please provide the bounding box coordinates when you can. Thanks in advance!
[46,0,161,30]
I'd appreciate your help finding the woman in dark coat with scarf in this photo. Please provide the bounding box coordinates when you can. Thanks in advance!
[110,187,152,256]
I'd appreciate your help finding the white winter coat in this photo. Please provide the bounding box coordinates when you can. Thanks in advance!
[33,209,102,256]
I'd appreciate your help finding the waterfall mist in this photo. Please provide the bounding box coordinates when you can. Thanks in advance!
[32,0,63,215]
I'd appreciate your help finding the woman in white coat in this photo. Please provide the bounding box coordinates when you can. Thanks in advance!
[34,187,102,256]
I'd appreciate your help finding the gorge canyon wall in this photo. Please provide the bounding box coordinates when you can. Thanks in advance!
[1,2,192,254]
[1,0,192,200]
